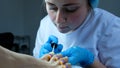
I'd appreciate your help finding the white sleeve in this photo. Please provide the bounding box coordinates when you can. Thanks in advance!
[33,15,50,58]
[98,17,120,68]
[33,18,47,58]
[33,23,43,58]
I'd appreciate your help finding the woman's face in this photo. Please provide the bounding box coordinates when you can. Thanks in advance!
[45,0,90,33]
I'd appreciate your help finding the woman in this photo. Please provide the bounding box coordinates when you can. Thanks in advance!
[33,0,120,68]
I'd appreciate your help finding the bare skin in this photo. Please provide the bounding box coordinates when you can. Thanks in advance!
[41,52,106,68]
[0,45,71,68]
[41,53,69,66]
[86,60,106,68]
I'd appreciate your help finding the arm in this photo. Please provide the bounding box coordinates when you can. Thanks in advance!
[86,59,106,68]
[0,45,70,68]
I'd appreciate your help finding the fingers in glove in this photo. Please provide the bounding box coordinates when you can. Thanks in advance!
[46,35,58,43]
[54,44,63,53]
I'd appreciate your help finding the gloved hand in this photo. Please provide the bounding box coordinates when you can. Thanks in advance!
[39,35,63,58]
[60,46,94,67]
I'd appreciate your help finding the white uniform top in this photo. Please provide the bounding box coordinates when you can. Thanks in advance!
[33,8,120,68]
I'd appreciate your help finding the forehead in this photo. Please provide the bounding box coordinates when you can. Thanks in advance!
[45,0,87,6]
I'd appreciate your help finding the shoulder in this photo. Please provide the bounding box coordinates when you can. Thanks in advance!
[93,8,119,20]
[41,15,51,23]
[38,15,60,35]
[92,8,120,27]
[93,8,120,38]
[40,15,54,28]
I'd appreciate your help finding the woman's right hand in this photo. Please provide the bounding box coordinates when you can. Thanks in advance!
[39,35,63,58]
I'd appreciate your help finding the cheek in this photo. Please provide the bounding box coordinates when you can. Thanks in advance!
[69,13,85,26]
[46,5,55,20]
[48,11,56,22]
[69,7,88,25]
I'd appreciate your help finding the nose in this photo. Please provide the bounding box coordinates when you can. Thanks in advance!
[55,10,66,23]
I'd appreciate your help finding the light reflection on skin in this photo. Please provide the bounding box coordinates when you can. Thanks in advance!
[41,53,71,68]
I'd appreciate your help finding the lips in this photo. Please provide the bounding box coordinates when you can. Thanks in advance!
[58,25,69,30]
[59,26,67,29]
[55,23,68,30]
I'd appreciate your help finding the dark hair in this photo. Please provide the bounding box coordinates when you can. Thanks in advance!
[88,0,93,9]
[40,0,46,12]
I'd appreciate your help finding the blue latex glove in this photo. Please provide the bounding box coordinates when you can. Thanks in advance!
[39,35,63,58]
[60,46,94,67]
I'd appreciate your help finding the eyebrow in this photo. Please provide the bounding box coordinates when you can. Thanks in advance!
[63,3,80,6]
[47,1,80,7]
[47,2,55,6]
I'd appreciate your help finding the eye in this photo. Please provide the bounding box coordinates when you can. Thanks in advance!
[65,6,79,12]
[47,2,58,11]
[49,6,58,11]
